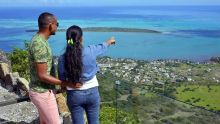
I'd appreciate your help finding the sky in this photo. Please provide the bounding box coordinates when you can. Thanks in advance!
[0,0,220,7]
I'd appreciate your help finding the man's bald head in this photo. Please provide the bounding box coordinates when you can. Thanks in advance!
[38,12,56,29]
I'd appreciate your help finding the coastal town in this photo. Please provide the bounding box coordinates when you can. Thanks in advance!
[97,57,220,86]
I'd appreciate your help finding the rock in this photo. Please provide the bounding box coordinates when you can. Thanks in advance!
[0,102,39,124]
[5,85,14,92]
[0,50,39,123]
[17,77,30,96]
[12,72,20,78]
[63,115,72,124]
[0,79,3,86]
[0,50,11,72]
[0,63,10,80]
[0,86,39,124]
[55,93,70,117]
[17,77,29,91]
[4,72,19,86]
[0,86,17,103]
[0,50,11,65]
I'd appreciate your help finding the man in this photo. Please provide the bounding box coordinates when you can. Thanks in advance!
[28,12,81,124]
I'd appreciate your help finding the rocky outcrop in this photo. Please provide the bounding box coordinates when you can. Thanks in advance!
[0,54,29,96]
[0,50,38,124]
[0,69,29,96]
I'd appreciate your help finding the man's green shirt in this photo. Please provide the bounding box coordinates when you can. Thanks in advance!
[28,34,55,93]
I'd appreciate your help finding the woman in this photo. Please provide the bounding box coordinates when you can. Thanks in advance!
[58,25,115,124]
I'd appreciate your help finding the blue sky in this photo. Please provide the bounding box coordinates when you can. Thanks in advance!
[0,0,220,7]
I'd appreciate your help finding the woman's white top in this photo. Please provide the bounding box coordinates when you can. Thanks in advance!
[66,75,99,90]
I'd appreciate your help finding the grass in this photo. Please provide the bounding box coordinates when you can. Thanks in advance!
[173,84,220,111]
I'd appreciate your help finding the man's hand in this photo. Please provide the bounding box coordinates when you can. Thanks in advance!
[70,82,83,89]
[62,81,82,89]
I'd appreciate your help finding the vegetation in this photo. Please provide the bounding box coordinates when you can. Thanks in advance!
[100,106,139,124]
[8,47,29,80]
[113,92,220,124]
[172,84,220,111]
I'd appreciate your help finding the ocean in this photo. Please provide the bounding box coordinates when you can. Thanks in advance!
[0,6,220,61]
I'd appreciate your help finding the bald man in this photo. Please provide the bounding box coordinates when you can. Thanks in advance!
[28,12,80,124]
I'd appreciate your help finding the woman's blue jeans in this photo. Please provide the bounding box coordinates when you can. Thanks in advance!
[67,87,100,124]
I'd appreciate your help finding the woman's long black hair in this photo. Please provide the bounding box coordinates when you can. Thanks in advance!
[64,25,83,83]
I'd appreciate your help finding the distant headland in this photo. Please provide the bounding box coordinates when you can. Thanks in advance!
[26,27,162,33]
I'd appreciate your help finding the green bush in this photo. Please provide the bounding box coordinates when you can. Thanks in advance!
[8,47,30,80]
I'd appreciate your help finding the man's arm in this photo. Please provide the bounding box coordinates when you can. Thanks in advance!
[35,62,82,88]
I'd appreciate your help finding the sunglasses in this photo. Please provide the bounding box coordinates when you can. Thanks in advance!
[56,22,59,27]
